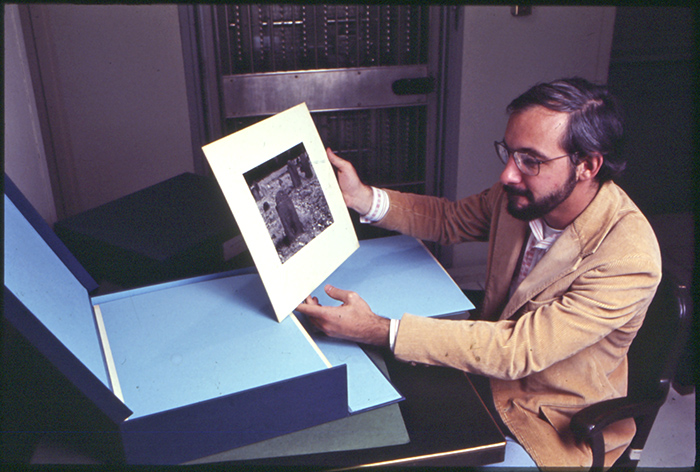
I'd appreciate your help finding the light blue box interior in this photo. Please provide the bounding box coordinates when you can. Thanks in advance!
[93,274,332,419]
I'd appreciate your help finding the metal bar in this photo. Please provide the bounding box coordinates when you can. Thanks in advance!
[247,5,256,73]
[291,5,298,71]
[385,5,392,65]
[322,5,329,68]
[268,4,276,71]
[414,7,422,62]
[224,5,233,73]
[228,5,236,72]
[222,65,428,118]
[368,5,373,66]
[242,5,252,72]
[220,5,229,74]
[343,5,350,67]
[377,5,383,66]
[355,5,360,67]
[396,6,402,64]
[310,6,318,69]
[333,5,340,67]
[280,4,288,70]
[235,5,245,71]
[276,4,283,70]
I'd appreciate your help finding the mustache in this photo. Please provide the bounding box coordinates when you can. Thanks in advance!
[503,184,531,198]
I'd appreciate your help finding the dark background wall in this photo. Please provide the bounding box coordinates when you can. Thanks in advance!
[607,7,696,392]
[608,7,695,216]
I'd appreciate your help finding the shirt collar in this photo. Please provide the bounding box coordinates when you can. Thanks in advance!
[528,218,563,249]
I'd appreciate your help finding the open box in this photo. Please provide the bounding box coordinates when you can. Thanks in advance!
[4,175,473,464]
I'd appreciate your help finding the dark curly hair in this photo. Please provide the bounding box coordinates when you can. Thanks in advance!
[507,77,625,183]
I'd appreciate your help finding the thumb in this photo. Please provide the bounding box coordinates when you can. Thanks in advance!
[326,148,348,170]
[324,284,355,304]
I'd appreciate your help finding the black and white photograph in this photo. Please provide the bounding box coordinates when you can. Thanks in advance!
[244,143,333,263]
[203,103,358,322]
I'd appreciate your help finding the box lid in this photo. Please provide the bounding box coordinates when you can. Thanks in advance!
[4,175,131,422]
[53,173,238,262]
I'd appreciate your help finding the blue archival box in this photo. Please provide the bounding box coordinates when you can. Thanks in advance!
[4,176,349,465]
[4,175,473,464]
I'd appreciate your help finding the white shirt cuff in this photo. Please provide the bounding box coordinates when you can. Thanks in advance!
[389,318,400,351]
[359,187,389,223]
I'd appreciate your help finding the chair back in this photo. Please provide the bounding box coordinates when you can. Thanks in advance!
[626,273,691,402]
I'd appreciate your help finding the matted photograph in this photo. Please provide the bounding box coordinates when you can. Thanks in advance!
[203,103,358,322]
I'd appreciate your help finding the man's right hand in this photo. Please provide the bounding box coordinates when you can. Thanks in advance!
[296,285,391,347]
[326,148,374,215]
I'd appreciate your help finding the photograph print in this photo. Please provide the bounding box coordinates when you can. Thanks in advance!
[244,143,333,263]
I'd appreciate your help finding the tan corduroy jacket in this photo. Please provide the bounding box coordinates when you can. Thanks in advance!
[374,181,661,468]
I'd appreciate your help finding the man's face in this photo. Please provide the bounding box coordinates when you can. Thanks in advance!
[499,106,579,223]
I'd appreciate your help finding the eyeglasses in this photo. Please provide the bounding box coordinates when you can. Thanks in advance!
[494,141,575,176]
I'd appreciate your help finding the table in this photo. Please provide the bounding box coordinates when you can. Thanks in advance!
[193,345,506,468]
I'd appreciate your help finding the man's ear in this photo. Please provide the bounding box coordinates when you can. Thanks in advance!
[576,153,603,181]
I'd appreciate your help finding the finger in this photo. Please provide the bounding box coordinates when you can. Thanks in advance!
[301,295,320,306]
[295,300,327,318]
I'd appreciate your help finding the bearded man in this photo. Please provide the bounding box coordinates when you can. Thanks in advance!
[296,78,661,469]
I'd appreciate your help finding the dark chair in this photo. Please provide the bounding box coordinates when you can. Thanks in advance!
[570,273,692,471]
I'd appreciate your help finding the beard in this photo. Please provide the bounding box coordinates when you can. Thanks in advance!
[504,167,578,221]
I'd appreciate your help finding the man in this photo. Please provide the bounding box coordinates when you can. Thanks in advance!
[296,78,662,468]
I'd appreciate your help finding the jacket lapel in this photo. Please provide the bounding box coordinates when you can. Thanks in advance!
[497,181,621,321]
[500,230,582,320]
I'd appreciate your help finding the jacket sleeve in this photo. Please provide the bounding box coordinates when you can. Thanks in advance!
[373,184,502,245]
[393,251,661,380]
